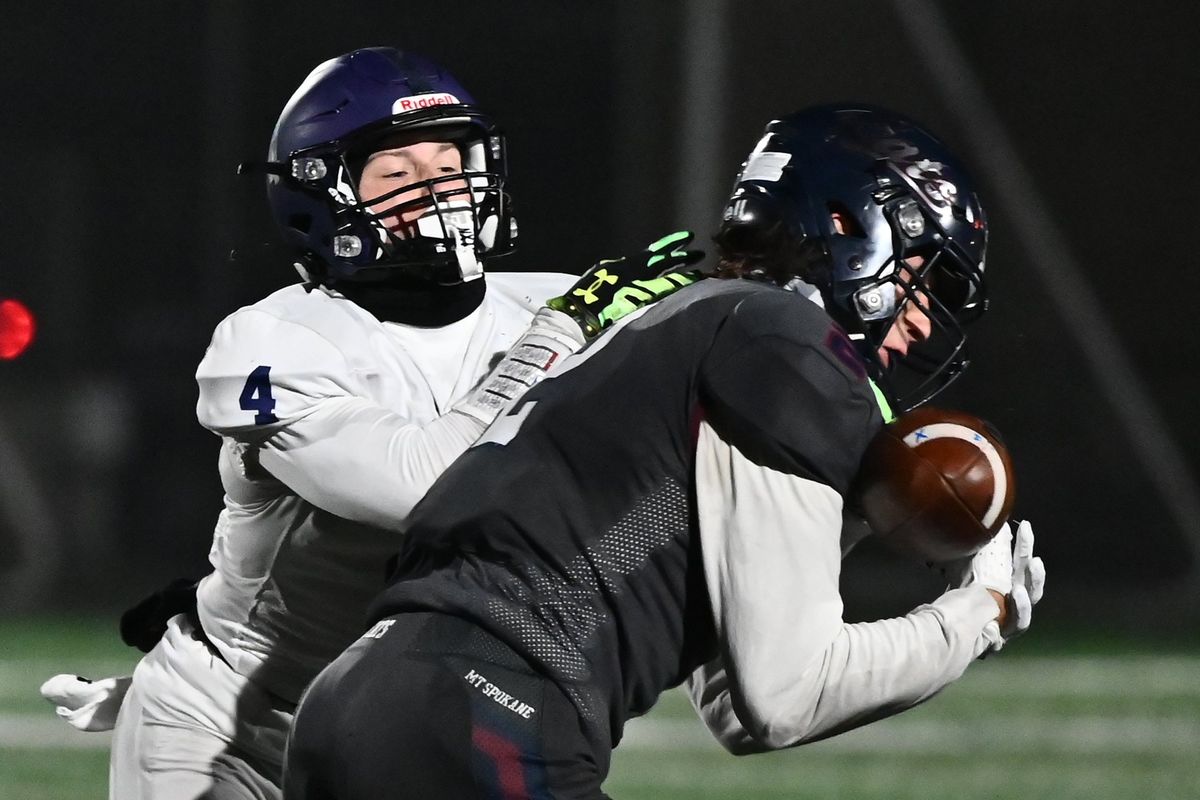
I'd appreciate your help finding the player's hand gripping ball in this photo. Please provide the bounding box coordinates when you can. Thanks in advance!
[852,406,1016,563]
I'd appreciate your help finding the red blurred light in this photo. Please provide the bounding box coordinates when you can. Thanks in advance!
[0,299,36,360]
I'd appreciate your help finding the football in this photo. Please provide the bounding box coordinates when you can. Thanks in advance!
[851,406,1015,563]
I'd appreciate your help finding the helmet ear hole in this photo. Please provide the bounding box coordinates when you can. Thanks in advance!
[827,202,866,238]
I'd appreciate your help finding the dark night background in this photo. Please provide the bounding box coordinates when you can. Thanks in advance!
[1,1,1197,636]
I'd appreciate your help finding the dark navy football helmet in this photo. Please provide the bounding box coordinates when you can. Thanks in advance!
[261,47,515,285]
[717,104,988,410]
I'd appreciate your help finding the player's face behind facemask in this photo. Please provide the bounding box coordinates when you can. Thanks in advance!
[331,121,505,288]
[713,105,988,411]
[263,47,516,291]
[356,139,469,234]
[321,127,496,326]
[711,201,975,411]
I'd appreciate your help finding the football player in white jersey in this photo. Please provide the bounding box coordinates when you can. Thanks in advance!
[46,47,700,800]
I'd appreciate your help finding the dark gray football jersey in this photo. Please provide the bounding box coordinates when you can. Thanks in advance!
[369,278,884,751]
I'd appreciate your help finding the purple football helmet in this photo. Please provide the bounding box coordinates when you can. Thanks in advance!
[263,47,515,285]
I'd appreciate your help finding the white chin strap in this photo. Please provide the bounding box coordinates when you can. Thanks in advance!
[415,200,484,282]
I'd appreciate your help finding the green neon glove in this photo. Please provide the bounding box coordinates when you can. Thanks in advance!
[548,231,706,338]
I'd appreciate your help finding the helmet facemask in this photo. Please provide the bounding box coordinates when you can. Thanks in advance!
[717,105,990,412]
[833,193,987,411]
[278,110,515,286]
[848,252,985,410]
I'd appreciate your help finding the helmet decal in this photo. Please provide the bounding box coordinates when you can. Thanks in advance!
[392,93,461,113]
[740,141,792,183]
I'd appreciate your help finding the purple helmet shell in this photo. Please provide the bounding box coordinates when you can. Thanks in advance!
[264,48,515,285]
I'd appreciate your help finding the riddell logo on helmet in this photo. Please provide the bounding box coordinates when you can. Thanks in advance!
[393,93,461,113]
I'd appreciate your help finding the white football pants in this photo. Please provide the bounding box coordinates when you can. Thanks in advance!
[109,614,293,800]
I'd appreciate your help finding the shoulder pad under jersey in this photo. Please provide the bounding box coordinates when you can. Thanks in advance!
[195,287,364,437]
[485,271,577,310]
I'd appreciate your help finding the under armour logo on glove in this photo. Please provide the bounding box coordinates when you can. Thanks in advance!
[549,231,705,338]
[574,269,620,304]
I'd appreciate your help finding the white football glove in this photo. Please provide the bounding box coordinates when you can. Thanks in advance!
[1007,519,1047,639]
[946,521,1013,594]
[945,519,1046,652]
[39,673,132,732]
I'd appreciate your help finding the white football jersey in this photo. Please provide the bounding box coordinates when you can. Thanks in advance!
[193,271,575,702]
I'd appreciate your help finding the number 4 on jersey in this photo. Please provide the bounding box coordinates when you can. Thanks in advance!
[239,365,279,425]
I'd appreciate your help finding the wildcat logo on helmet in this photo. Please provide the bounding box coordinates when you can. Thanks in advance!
[393,93,462,113]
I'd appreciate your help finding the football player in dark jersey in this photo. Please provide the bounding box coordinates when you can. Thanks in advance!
[282,105,1045,800]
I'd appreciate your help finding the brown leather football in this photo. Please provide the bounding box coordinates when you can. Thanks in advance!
[852,406,1016,563]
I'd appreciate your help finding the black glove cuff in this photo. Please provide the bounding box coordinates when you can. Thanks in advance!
[119,578,200,653]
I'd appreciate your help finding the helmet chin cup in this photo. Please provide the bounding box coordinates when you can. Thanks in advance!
[414,200,484,282]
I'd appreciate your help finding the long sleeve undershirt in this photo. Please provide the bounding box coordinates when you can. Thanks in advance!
[686,420,999,753]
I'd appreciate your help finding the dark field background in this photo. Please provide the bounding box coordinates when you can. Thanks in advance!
[2,2,1198,797]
